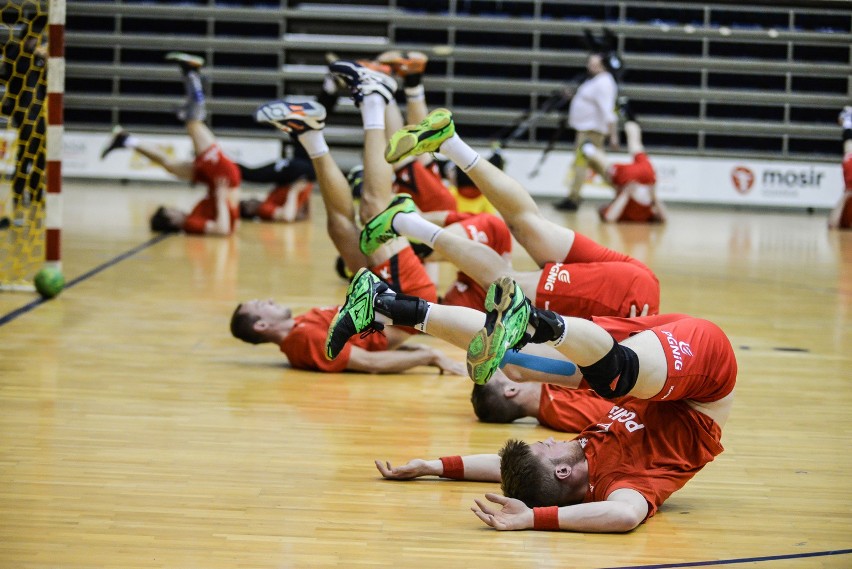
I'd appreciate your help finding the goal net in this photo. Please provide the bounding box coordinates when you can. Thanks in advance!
[0,0,56,291]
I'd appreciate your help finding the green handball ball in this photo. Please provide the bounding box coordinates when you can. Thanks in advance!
[34,267,65,299]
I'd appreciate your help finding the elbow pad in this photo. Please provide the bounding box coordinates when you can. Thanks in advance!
[578,341,639,399]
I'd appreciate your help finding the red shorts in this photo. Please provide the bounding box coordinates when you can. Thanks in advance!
[192,144,242,191]
[183,196,239,234]
[257,182,313,220]
[370,246,437,303]
[393,160,457,212]
[441,277,487,310]
[609,152,656,187]
[648,318,737,403]
[599,196,659,223]
[542,232,659,315]
[843,152,852,191]
[446,212,512,256]
[535,260,660,318]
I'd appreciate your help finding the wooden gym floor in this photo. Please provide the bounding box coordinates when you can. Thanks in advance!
[0,180,850,568]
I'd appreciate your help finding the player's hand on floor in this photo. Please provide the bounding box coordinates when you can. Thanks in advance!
[421,346,465,375]
[472,493,535,531]
[375,459,440,480]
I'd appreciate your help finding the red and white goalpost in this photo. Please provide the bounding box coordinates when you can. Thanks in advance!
[46,0,65,273]
[0,0,64,290]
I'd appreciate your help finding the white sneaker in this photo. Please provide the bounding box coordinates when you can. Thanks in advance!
[328,60,397,106]
[255,99,326,133]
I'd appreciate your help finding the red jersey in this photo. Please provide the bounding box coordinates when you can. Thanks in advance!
[183,196,240,235]
[279,306,388,372]
[257,182,313,221]
[598,195,663,223]
[393,160,457,212]
[185,144,241,234]
[534,233,660,317]
[370,246,437,303]
[578,315,735,519]
[578,398,723,519]
[441,213,513,310]
[609,152,656,188]
[538,386,613,432]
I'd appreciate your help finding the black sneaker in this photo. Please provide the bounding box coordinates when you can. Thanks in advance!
[101,126,129,159]
[554,197,580,211]
[325,267,387,360]
[617,96,636,122]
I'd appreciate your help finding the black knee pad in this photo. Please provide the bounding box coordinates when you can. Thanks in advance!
[578,341,640,399]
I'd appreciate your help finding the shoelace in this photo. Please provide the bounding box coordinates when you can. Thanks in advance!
[359,321,385,339]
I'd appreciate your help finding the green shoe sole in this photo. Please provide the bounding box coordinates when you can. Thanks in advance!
[466,276,528,385]
[385,108,454,163]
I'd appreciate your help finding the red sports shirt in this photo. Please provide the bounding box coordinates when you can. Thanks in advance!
[279,307,388,372]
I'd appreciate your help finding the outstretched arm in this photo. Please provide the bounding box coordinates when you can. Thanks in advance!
[345,345,465,375]
[471,488,648,532]
[375,454,500,482]
[600,187,631,222]
[204,183,234,235]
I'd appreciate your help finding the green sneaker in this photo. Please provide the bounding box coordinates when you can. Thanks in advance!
[359,194,417,255]
[466,276,531,385]
[385,108,455,163]
[325,267,388,360]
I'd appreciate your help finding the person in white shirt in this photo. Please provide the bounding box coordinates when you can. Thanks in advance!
[556,53,619,211]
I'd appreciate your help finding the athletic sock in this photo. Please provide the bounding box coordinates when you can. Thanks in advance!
[297,130,329,159]
[360,93,386,130]
[404,84,425,102]
[184,71,205,103]
[440,134,480,173]
[392,212,443,247]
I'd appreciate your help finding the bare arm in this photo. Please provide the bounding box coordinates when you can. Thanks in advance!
[345,345,464,375]
[375,454,501,482]
[601,188,631,222]
[471,488,648,532]
[204,183,234,235]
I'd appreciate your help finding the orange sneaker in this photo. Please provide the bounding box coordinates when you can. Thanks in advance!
[377,50,428,76]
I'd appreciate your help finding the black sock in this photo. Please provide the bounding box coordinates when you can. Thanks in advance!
[375,292,429,327]
[528,308,565,344]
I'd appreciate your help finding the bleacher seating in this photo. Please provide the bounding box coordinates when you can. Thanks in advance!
[64,0,851,160]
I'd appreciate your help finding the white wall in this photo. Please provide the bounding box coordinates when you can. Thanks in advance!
[64,131,844,208]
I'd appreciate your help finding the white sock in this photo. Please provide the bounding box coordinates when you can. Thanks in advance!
[360,93,386,130]
[392,212,443,246]
[414,303,432,333]
[440,134,480,172]
[843,118,852,130]
[297,130,329,159]
[322,73,338,95]
[581,142,597,158]
[404,85,425,102]
[124,135,139,149]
